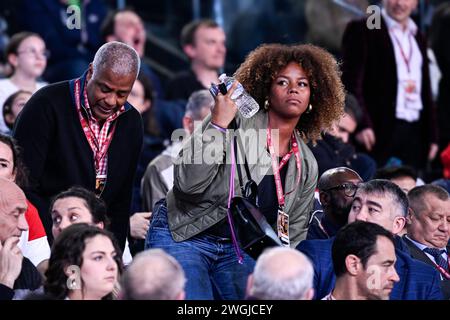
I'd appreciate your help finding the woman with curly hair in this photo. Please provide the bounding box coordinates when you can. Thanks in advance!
[44,223,123,300]
[146,43,345,300]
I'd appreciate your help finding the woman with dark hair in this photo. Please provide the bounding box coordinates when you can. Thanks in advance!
[146,43,345,299]
[44,223,122,300]
[50,186,109,239]
[49,186,133,265]
[0,32,48,133]
[2,90,32,134]
[0,133,50,274]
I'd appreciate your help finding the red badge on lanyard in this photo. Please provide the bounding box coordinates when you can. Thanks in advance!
[74,79,117,197]
[430,257,450,280]
[267,126,302,246]
[392,31,419,105]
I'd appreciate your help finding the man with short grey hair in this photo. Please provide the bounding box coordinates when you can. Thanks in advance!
[404,185,450,299]
[120,248,186,300]
[14,41,143,250]
[246,247,314,300]
[141,89,214,211]
[298,179,444,300]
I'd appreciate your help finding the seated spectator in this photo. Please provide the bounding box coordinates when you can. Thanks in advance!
[2,90,31,134]
[246,247,314,300]
[307,167,362,240]
[0,134,50,276]
[14,0,107,83]
[120,248,186,300]
[326,221,399,300]
[374,165,419,193]
[49,187,132,266]
[101,9,164,99]
[166,19,226,101]
[297,179,443,300]
[0,178,42,300]
[0,32,47,133]
[309,94,376,181]
[141,89,214,212]
[44,223,122,300]
[375,165,420,236]
[404,185,450,299]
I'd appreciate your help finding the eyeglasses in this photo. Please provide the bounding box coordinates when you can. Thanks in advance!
[17,48,50,59]
[323,183,359,197]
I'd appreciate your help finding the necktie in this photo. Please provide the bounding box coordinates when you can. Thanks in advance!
[423,247,449,273]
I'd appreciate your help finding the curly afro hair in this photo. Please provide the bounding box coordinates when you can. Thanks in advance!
[235,43,345,143]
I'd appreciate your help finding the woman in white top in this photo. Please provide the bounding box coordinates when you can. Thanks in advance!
[0,32,48,133]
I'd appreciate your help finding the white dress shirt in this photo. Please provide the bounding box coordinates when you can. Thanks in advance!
[405,235,448,279]
[382,8,423,122]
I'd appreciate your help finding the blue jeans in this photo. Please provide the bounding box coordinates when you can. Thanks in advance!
[145,200,255,300]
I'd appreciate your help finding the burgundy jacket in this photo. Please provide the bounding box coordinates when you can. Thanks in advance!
[341,17,437,163]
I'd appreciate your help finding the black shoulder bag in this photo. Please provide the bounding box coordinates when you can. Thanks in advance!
[229,132,282,260]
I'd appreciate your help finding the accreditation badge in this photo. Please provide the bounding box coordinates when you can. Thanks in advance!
[95,175,107,197]
[403,79,419,102]
[277,209,290,246]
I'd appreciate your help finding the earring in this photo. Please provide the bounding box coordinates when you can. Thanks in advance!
[306,104,313,114]
[264,99,270,110]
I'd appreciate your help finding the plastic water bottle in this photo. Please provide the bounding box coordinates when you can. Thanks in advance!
[209,74,259,118]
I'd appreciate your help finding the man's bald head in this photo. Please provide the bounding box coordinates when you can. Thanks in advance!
[317,167,362,225]
[121,249,186,300]
[0,178,28,242]
[318,167,362,191]
[248,247,314,300]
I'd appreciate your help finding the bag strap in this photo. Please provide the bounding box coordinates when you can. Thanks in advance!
[226,120,243,264]
[231,120,252,192]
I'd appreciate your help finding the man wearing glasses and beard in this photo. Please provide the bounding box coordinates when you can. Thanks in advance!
[307,167,362,240]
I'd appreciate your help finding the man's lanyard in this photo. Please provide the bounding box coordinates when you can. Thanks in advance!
[392,31,413,74]
[429,256,450,280]
[74,78,117,174]
[266,126,302,209]
[317,218,331,239]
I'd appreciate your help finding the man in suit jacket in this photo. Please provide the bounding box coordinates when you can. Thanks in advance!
[325,221,400,300]
[342,0,438,170]
[297,179,443,300]
[404,184,450,299]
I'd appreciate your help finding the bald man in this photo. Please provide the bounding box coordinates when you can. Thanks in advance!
[246,247,314,300]
[0,178,42,300]
[120,249,186,300]
[307,167,362,240]
[14,42,143,249]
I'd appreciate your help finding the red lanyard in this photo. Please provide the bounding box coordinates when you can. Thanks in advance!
[392,31,413,74]
[267,126,302,208]
[74,79,117,173]
[429,256,450,280]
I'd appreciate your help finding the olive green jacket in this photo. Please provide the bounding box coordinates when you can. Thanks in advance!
[166,110,318,248]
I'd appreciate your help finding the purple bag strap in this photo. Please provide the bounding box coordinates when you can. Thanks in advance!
[227,136,244,264]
